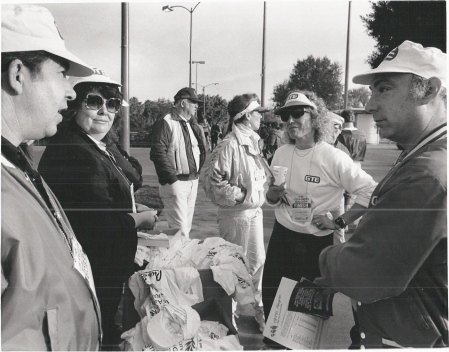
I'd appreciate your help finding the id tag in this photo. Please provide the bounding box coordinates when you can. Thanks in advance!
[72,237,97,298]
[289,195,312,222]
[254,169,266,191]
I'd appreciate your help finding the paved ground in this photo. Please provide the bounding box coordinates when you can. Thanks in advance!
[32,142,401,350]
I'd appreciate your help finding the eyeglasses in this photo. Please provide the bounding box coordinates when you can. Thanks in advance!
[85,94,122,113]
[279,109,310,122]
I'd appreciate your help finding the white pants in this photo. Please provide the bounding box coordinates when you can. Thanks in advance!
[218,207,265,308]
[159,179,198,238]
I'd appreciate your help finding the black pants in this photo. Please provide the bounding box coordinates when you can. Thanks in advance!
[95,276,125,349]
[262,220,333,346]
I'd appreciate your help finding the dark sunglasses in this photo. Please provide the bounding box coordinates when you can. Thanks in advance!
[85,94,122,113]
[279,109,310,122]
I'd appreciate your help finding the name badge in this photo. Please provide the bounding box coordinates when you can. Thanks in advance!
[288,195,312,222]
[72,237,97,298]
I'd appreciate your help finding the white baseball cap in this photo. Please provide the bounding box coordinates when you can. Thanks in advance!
[2,4,93,77]
[353,40,446,87]
[69,67,121,87]
[275,91,317,114]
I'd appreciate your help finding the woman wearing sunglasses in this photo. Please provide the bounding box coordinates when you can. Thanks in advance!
[202,93,271,333]
[261,91,377,348]
[39,69,158,349]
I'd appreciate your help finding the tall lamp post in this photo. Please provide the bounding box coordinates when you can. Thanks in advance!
[193,82,219,121]
[192,60,205,92]
[162,2,201,87]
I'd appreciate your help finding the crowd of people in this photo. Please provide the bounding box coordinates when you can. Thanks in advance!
[1,3,447,351]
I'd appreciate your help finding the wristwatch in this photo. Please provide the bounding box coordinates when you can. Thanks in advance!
[334,216,347,229]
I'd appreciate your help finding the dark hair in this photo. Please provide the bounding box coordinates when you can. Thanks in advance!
[63,82,123,145]
[2,51,69,77]
[226,93,260,134]
[340,109,355,123]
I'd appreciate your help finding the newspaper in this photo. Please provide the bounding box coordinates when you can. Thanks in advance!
[263,277,333,349]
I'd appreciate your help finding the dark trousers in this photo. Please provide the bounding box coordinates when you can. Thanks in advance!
[95,276,125,349]
[262,220,333,347]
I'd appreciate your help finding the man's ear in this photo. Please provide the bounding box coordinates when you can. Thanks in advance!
[423,77,443,103]
[5,59,27,95]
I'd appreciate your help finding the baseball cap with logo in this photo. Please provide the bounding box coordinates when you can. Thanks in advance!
[174,87,202,103]
[275,91,317,114]
[2,4,93,77]
[353,40,446,87]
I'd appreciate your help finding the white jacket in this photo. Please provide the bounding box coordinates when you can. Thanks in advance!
[202,124,269,212]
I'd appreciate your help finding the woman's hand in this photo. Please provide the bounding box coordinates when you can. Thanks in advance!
[135,203,153,213]
[266,182,290,205]
[129,210,159,230]
[312,214,336,230]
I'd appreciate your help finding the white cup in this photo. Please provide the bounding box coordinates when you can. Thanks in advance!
[272,166,288,186]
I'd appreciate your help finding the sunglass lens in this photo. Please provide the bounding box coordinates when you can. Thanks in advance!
[280,110,305,121]
[106,99,121,113]
[86,95,104,110]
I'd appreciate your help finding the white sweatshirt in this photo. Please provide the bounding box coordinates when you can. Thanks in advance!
[269,141,377,236]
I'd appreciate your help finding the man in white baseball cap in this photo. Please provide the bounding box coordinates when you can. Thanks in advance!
[316,40,447,348]
[1,4,101,350]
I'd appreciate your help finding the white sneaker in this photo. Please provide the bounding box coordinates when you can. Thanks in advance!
[255,309,266,333]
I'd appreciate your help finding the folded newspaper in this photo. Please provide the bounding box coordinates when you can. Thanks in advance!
[263,277,334,349]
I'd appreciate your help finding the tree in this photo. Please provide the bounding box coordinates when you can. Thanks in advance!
[362,1,446,68]
[197,94,228,125]
[272,55,343,110]
[142,98,172,128]
[348,87,371,108]
[129,97,145,130]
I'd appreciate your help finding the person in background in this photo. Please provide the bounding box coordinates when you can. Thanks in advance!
[210,122,222,151]
[1,4,101,350]
[316,40,447,348]
[262,91,377,348]
[200,117,212,151]
[39,68,158,349]
[263,121,283,165]
[150,87,206,237]
[202,93,271,333]
[328,112,351,243]
[337,109,367,168]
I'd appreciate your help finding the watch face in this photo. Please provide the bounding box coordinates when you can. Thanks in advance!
[335,217,346,229]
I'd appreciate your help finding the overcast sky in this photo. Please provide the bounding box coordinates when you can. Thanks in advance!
[37,0,378,106]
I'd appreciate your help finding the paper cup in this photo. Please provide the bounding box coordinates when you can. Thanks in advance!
[272,166,288,186]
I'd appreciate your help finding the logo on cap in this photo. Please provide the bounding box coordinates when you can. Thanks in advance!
[93,68,108,76]
[288,93,298,100]
[385,47,399,61]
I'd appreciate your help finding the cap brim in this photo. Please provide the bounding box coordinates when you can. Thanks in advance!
[352,67,416,85]
[253,106,270,113]
[275,105,310,114]
[46,48,93,77]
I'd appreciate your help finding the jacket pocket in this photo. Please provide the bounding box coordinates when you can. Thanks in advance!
[46,308,59,351]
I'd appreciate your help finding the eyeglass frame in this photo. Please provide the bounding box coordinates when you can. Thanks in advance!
[278,108,312,122]
[84,93,122,114]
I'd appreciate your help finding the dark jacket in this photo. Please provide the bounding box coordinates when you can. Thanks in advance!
[337,129,367,162]
[38,121,139,282]
[150,109,206,185]
[317,125,447,348]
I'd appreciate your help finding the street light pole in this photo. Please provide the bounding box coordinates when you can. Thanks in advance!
[162,2,200,87]
[192,60,205,92]
[195,82,219,121]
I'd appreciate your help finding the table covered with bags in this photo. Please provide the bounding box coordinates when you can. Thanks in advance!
[120,231,257,351]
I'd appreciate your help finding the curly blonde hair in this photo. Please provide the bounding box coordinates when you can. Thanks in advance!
[282,90,334,144]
